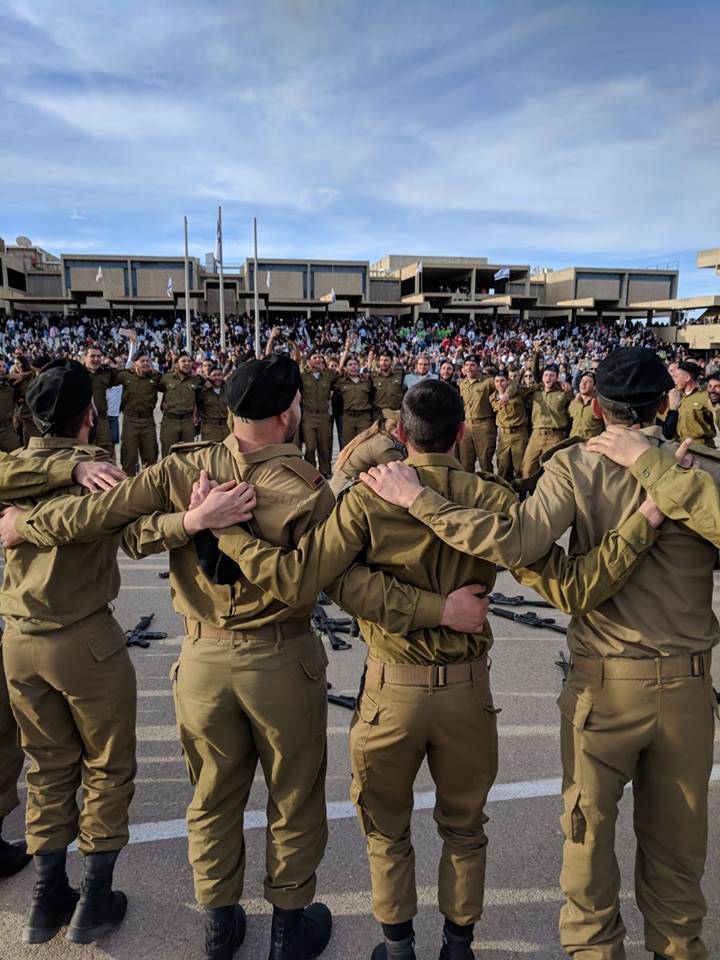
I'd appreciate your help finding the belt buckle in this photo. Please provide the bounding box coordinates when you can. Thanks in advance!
[691,653,705,677]
[435,665,447,688]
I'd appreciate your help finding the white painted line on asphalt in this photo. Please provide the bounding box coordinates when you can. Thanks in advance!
[117,764,720,847]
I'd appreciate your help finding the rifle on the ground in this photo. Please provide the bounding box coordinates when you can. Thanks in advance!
[555,649,571,679]
[488,592,554,609]
[327,682,356,711]
[125,613,168,649]
[490,607,568,635]
[311,605,352,651]
[158,571,170,579]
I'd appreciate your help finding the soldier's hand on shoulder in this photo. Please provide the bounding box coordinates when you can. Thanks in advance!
[183,480,256,536]
[73,460,126,492]
[586,425,651,467]
[0,505,27,548]
[360,461,422,509]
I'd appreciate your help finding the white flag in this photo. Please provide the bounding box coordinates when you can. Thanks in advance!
[417,260,423,274]
[215,208,223,264]
[330,287,337,303]
[266,271,271,289]
[167,276,174,299]
[95,266,103,284]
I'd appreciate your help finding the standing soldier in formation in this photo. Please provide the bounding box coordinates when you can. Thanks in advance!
[12,357,42,447]
[491,369,528,481]
[705,368,720,435]
[458,356,496,473]
[520,355,572,477]
[671,360,716,447]
[158,353,203,455]
[329,409,405,497]
[368,350,406,420]
[116,349,161,475]
[82,345,117,455]
[297,342,349,476]
[335,356,373,446]
[0,361,20,453]
[197,368,230,442]
[364,349,717,960]
[568,371,603,439]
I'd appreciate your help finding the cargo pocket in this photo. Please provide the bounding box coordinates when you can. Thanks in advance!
[350,776,376,837]
[299,653,328,739]
[557,684,592,835]
[87,623,126,662]
[350,692,380,790]
[561,783,587,844]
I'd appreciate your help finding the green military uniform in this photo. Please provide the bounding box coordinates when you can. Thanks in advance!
[401,428,717,960]
[300,367,337,476]
[0,639,24,827]
[329,423,405,497]
[458,377,496,473]
[16,436,451,914]
[207,456,655,933]
[0,379,21,453]
[197,383,230,442]
[15,374,41,447]
[491,390,528,481]
[116,369,161,475]
[676,387,716,447]
[335,375,373,446]
[86,367,120,455]
[0,439,178,858]
[370,370,405,421]
[521,385,572,477]
[568,396,604,439]
[158,370,202,455]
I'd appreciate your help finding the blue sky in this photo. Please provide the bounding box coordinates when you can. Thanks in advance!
[1,0,718,295]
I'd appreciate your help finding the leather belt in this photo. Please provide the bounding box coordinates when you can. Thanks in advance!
[164,411,193,420]
[365,655,488,689]
[184,618,310,643]
[468,417,495,424]
[534,427,565,435]
[345,410,372,417]
[571,651,711,681]
[303,408,328,416]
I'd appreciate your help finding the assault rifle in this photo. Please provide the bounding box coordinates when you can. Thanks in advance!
[311,604,352,651]
[327,682,356,711]
[488,592,554,609]
[490,607,568,635]
[125,613,168,649]
[555,649,571,679]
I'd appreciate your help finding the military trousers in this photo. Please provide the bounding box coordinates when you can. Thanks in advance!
[201,419,231,443]
[496,427,528,481]
[121,414,158,475]
[93,414,114,457]
[160,414,195,457]
[343,412,373,446]
[558,654,717,960]
[2,608,137,855]
[0,642,24,819]
[0,423,21,453]
[459,419,497,473]
[172,622,329,909]
[302,411,333,477]
[520,427,566,478]
[350,656,499,926]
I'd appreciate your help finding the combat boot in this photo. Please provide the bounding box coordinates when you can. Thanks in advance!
[66,850,127,944]
[438,927,474,959]
[0,817,31,878]
[23,850,79,944]
[370,934,416,958]
[268,903,332,959]
[204,904,246,959]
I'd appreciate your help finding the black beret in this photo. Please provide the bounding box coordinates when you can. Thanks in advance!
[26,359,93,423]
[543,363,560,374]
[596,347,673,406]
[225,354,301,419]
[495,369,509,378]
[678,360,702,380]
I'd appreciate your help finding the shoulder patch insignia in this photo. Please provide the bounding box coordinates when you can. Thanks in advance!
[282,457,327,489]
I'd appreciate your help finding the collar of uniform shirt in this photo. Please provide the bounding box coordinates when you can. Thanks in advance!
[404,451,462,470]
[221,435,298,465]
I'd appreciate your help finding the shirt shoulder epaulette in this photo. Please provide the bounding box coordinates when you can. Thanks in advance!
[169,440,215,453]
[280,456,326,490]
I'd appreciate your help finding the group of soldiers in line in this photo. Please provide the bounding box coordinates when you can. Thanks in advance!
[0,341,717,960]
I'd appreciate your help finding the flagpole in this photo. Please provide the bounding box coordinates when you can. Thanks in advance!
[217,206,226,354]
[253,217,261,357]
[184,216,192,355]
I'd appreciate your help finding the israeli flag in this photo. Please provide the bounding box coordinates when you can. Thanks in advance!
[494,267,510,281]
[266,271,271,289]
[167,276,174,299]
[330,288,337,303]
[417,260,423,273]
[215,210,223,263]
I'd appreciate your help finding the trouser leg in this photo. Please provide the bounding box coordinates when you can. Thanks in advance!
[93,416,113,457]
[633,676,715,960]
[178,417,195,444]
[0,644,24,819]
[472,424,496,473]
[121,419,141,475]
[458,431,476,472]
[316,416,333,475]
[173,639,256,907]
[160,418,183,457]
[510,431,528,476]
[495,433,513,481]
[350,678,425,924]
[303,417,319,470]
[139,420,158,468]
[427,668,499,926]
[520,431,545,478]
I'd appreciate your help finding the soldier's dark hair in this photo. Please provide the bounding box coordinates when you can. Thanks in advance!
[596,396,662,427]
[401,380,463,453]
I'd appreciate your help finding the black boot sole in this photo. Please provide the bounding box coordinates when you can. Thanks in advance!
[66,891,128,944]
[22,895,79,945]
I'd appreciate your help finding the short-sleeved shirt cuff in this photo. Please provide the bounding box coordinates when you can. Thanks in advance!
[629,447,676,489]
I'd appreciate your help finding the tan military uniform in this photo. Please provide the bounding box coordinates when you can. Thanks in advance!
[521,385,571,477]
[197,383,230,442]
[459,377,496,473]
[86,367,120,454]
[370,370,405,420]
[568,396,603,439]
[491,391,528,481]
[403,429,717,960]
[0,439,179,856]
[158,371,202,455]
[335,376,373,446]
[329,425,405,497]
[116,369,161,474]
[0,380,20,453]
[14,373,41,447]
[210,454,656,929]
[17,437,448,911]
[677,387,716,447]
[0,640,24,823]
[300,368,337,476]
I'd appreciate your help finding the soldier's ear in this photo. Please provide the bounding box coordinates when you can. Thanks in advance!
[657,395,669,416]
[591,397,603,420]
[456,422,466,445]
[397,420,409,445]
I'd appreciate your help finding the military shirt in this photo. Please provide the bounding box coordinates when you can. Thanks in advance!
[370,371,405,412]
[197,383,229,422]
[86,367,120,418]
[404,427,715,659]
[0,438,181,633]
[14,372,36,422]
[335,376,373,415]
[568,396,604,439]
[676,387,716,445]
[17,438,446,636]
[459,377,495,421]
[300,368,338,414]
[0,380,17,426]
[525,385,572,430]
[158,371,203,416]
[116,370,161,419]
[491,391,528,431]
[329,428,405,497]
[213,453,656,666]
